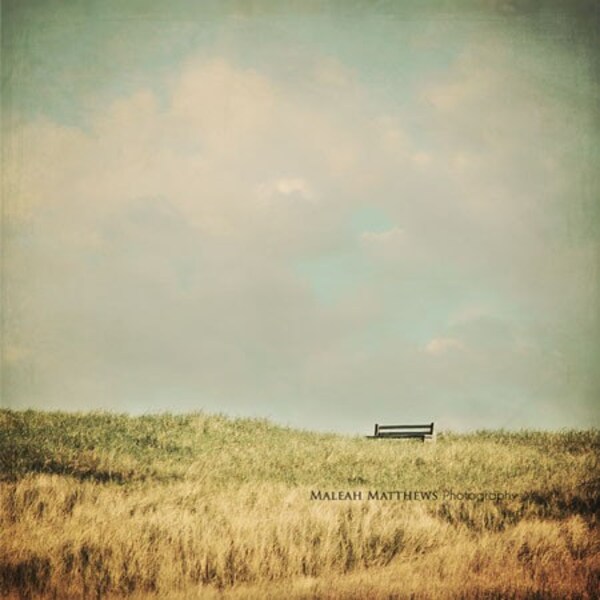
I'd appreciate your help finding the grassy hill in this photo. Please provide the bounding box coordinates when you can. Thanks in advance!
[0,409,598,598]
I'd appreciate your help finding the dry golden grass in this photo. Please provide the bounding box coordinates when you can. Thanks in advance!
[0,410,598,598]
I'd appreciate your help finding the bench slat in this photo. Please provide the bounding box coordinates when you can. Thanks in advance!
[377,425,433,430]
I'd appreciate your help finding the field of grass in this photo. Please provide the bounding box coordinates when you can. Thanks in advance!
[0,409,598,599]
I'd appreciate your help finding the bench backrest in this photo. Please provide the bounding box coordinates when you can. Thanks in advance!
[374,423,434,436]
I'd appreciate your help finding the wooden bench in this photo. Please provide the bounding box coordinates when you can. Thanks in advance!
[367,423,434,442]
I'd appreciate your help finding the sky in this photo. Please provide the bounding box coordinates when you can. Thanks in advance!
[2,0,599,432]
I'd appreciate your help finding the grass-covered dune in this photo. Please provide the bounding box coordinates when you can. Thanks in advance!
[0,409,599,599]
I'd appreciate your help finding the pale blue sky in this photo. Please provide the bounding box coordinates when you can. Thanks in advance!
[3,0,599,431]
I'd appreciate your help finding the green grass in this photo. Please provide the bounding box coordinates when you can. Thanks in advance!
[2,408,598,492]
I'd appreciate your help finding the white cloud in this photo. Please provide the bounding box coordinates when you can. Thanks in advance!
[412,152,431,167]
[423,337,466,356]
[257,177,315,203]
[5,55,407,416]
[359,227,404,244]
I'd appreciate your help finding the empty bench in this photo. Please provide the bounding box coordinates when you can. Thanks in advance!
[367,423,434,442]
